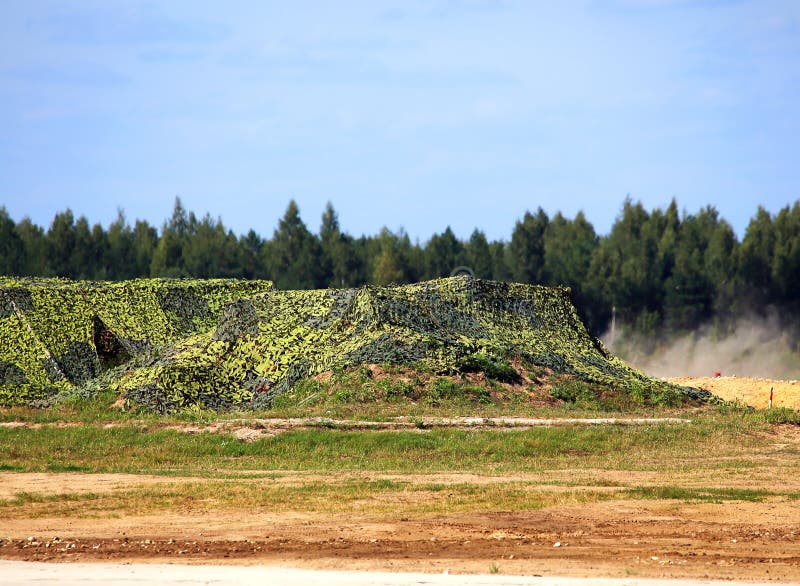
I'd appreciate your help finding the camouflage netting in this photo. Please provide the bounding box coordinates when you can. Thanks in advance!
[1,276,708,412]
[0,277,274,406]
[104,276,709,413]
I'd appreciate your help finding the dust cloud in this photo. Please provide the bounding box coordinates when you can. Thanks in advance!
[603,313,800,380]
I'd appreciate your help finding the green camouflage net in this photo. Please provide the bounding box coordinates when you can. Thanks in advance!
[1,276,707,412]
[0,277,274,406]
[105,277,708,413]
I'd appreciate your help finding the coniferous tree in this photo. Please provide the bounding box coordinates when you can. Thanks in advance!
[372,227,405,286]
[218,224,244,278]
[318,202,338,286]
[738,206,775,306]
[663,207,720,330]
[90,221,109,279]
[424,227,464,279]
[70,216,95,279]
[151,197,190,277]
[655,200,680,290]
[465,229,492,279]
[180,214,240,278]
[319,203,363,287]
[542,211,600,329]
[262,200,322,289]
[238,229,264,279]
[182,214,212,278]
[771,202,800,306]
[132,219,157,277]
[705,216,739,330]
[3,196,800,342]
[105,210,134,279]
[586,199,662,337]
[542,211,597,288]
[404,234,425,283]
[0,207,24,276]
[489,241,511,281]
[46,209,77,277]
[350,235,372,285]
[509,208,549,284]
[15,218,48,276]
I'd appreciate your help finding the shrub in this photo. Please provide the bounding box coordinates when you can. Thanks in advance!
[457,352,521,384]
[550,379,599,409]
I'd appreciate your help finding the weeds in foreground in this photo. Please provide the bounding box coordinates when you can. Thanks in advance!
[763,407,800,425]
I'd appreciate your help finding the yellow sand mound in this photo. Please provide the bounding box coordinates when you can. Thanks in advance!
[668,376,800,410]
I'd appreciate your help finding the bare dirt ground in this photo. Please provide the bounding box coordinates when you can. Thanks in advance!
[2,492,799,581]
[1,377,799,581]
[668,376,800,410]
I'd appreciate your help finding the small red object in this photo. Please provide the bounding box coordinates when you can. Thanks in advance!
[714,371,721,378]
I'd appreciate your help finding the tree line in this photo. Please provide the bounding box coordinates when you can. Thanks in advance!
[1,197,799,341]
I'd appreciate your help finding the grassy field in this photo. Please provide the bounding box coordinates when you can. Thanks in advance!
[2,386,800,580]
[0,414,767,475]
[1,398,799,496]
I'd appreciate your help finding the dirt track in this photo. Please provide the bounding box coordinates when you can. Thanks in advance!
[1,377,799,581]
[2,495,799,581]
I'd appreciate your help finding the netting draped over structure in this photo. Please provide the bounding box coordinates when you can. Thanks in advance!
[0,277,274,405]
[1,276,706,411]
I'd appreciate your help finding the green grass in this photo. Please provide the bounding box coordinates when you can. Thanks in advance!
[0,477,585,519]
[457,353,521,384]
[624,486,800,503]
[0,389,699,425]
[1,403,797,523]
[763,407,800,425]
[0,409,776,476]
[225,362,706,419]
[549,378,602,409]
[3,477,796,521]
[268,367,514,416]
[3,490,105,507]
[0,389,157,424]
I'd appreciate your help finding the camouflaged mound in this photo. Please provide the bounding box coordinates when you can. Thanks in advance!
[0,277,274,406]
[1,276,707,412]
[106,277,707,413]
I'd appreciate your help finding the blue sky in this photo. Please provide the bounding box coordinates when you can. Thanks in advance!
[1,1,798,241]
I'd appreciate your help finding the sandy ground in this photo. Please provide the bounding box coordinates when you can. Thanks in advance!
[0,561,787,586]
[668,376,800,410]
[1,476,799,581]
